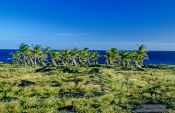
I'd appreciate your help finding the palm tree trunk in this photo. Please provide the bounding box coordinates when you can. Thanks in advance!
[72,59,77,66]
[41,60,46,66]
[52,60,57,66]
[27,59,30,66]
[138,62,142,68]
[24,56,27,67]
[109,60,113,65]
[34,57,37,66]
[126,61,130,67]
[62,61,67,66]
[105,60,108,65]
[78,59,82,66]
[86,59,90,66]
[140,61,143,67]
[30,59,34,66]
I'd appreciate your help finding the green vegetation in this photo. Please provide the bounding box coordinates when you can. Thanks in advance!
[0,63,174,112]
[0,43,173,112]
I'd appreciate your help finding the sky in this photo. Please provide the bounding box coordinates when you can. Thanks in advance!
[0,0,175,50]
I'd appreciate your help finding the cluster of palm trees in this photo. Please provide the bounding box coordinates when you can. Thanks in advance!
[12,43,148,68]
[12,43,50,66]
[105,45,148,68]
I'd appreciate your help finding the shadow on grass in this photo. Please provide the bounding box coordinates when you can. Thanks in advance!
[36,66,85,73]
[58,105,74,113]
[58,90,85,98]
[51,81,61,87]
[0,96,17,102]
[17,80,35,87]
[58,89,104,99]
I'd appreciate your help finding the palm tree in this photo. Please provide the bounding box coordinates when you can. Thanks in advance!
[32,44,42,66]
[61,49,71,66]
[120,51,133,67]
[25,48,34,66]
[50,51,61,66]
[18,43,30,66]
[137,44,148,67]
[79,48,90,66]
[105,48,119,65]
[70,48,80,66]
[90,52,99,65]
[131,52,141,68]
[12,51,20,65]
[38,46,50,66]
[44,45,50,54]
[38,50,47,66]
[138,44,146,54]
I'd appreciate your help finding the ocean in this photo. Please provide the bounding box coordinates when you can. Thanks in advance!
[0,49,175,65]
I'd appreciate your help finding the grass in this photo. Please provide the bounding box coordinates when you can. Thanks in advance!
[0,63,174,112]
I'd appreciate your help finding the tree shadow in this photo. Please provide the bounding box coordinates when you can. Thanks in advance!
[58,105,75,113]
[17,80,35,87]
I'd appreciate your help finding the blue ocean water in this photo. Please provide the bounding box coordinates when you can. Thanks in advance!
[1,49,175,65]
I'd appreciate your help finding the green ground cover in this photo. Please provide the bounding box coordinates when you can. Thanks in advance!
[0,63,174,113]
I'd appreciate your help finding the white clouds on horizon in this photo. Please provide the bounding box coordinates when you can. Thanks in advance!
[55,32,86,37]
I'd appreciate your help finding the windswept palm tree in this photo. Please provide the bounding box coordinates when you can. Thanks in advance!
[37,50,46,66]
[61,49,71,66]
[138,44,147,54]
[79,48,90,66]
[44,45,50,54]
[136,44,148,68]
[37,46,50,66]
[120,51,133,67]
[50,51,61,66]
[35,45,50,66]
[131,52,142,68]
[12,51,20,65]
[32,44,42,66]
[90,52,99,65]
[70,48,80,66]
[25,48,34,66]
[18,43,30,66]
[106,48,119,65]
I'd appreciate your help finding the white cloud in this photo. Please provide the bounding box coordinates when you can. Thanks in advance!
[55,32,86,37]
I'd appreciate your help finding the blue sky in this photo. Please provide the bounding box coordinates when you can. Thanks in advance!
[0,0,175,50]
